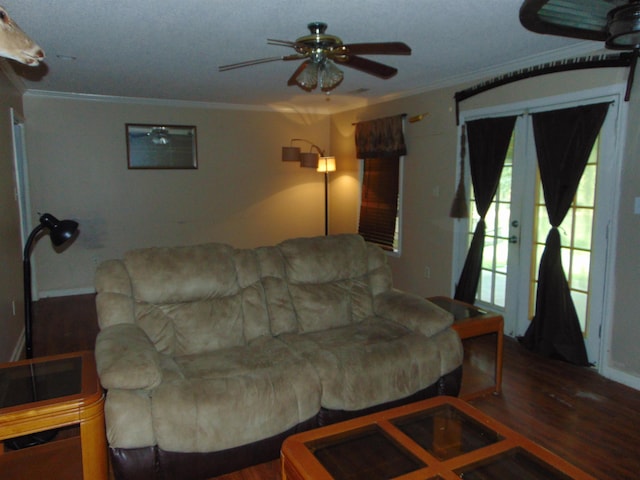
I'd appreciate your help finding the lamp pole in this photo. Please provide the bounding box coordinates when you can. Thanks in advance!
[23,224,44,359]
[323,170,329,236]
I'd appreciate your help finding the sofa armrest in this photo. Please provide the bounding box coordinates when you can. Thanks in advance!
[95,323,163,390]
[374,290,454,338]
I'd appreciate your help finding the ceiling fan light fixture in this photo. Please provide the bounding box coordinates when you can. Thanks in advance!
[294,61,318,91]
[152,134,170,145]
[606,3,640,49]
[150,127,171,145]
[319,60,344,91]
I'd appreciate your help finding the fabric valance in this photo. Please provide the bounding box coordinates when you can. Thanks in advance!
[355,115,407,159]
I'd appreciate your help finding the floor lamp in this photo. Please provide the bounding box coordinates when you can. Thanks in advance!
[23,213,78,359]
[5,214,79,450]
[317,157,336,236]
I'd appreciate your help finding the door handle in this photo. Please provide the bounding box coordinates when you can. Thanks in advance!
[509,235,518,244]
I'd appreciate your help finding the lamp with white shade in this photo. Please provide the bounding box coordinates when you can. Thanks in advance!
[317,156,336,235]
[281,139,336,235]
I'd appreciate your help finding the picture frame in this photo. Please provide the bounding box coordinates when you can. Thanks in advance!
[126,124,198,169]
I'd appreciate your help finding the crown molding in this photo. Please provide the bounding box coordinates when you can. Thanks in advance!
[22,89,334,115]
[368,41,606,106]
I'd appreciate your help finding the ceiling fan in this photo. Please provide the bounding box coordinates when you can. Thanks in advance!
[520,0,640,49]
[520,0,640,99]
[129,126,173,145]
[218,22,411,92]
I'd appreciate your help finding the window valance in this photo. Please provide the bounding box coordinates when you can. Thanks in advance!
[355,114,407,159]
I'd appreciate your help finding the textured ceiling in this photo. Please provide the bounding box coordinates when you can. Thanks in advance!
[3,0,604,112]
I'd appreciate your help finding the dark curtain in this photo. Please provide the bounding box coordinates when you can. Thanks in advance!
[355,115,406,250]
[454,116,517,303]
[519,102,609,366]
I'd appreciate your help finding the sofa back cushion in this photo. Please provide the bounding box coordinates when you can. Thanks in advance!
[258,234,391,334]
[123,243,269,356]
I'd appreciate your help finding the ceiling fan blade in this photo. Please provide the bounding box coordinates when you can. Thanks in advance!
[519,0,613,41]
[340,42,412,55]
[219,56,283,71]
[268,39,313,56]
[267,38,299,47]
[338,55,398,79]
[218,54,305,72]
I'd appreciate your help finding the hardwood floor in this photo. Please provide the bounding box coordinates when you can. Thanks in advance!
[29,294,640,479]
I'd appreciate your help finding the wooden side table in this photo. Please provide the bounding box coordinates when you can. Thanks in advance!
[0,351,107,480]
[428,296,504,400]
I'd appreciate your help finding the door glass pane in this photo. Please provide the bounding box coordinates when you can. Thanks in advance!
[496,202,511,238]
[494,273,507,306]
[571,250,591,291]
[572,291,589,331]
[575,165,596,206]
[495,238,509,273]
[480,270,493,301]
[536,209,550,243]
[573,208,593,250]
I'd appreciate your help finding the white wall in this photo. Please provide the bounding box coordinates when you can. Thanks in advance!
[22,94,341,297]
[608,82,640,385]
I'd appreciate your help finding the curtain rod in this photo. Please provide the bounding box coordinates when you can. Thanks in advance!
[352,112,429,126]
[454,52,634,125]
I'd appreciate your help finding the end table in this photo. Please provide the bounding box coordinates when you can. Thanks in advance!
[428,296,504,400]
[0,350,107,479]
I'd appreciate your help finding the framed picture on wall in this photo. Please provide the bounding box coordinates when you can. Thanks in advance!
[126,124,198,169]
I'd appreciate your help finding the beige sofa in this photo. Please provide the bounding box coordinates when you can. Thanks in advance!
[94,234,463,480]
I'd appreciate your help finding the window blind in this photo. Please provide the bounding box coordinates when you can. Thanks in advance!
[358,156,400,249]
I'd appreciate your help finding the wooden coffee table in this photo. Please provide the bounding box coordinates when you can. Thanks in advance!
[281,396,595,479]
[0,351,107,479]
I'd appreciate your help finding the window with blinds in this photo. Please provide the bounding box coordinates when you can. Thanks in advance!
[358,156,400,251]
[354,114,406,253]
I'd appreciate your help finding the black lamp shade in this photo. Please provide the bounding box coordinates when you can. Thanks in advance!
[39,213,79,246]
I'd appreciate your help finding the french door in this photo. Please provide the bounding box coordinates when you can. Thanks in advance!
[454,89,624,366]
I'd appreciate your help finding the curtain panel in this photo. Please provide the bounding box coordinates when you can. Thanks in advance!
[519,102,609,366]
[454,116,517,304]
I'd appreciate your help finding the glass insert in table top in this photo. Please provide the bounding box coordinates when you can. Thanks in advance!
[456,447,574,480]
[307,425,425,480]
[0,357,82,408]
[391,404,502,460]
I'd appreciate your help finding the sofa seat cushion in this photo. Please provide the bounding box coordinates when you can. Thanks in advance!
[151,336,321,453]
[279,318,454,411]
